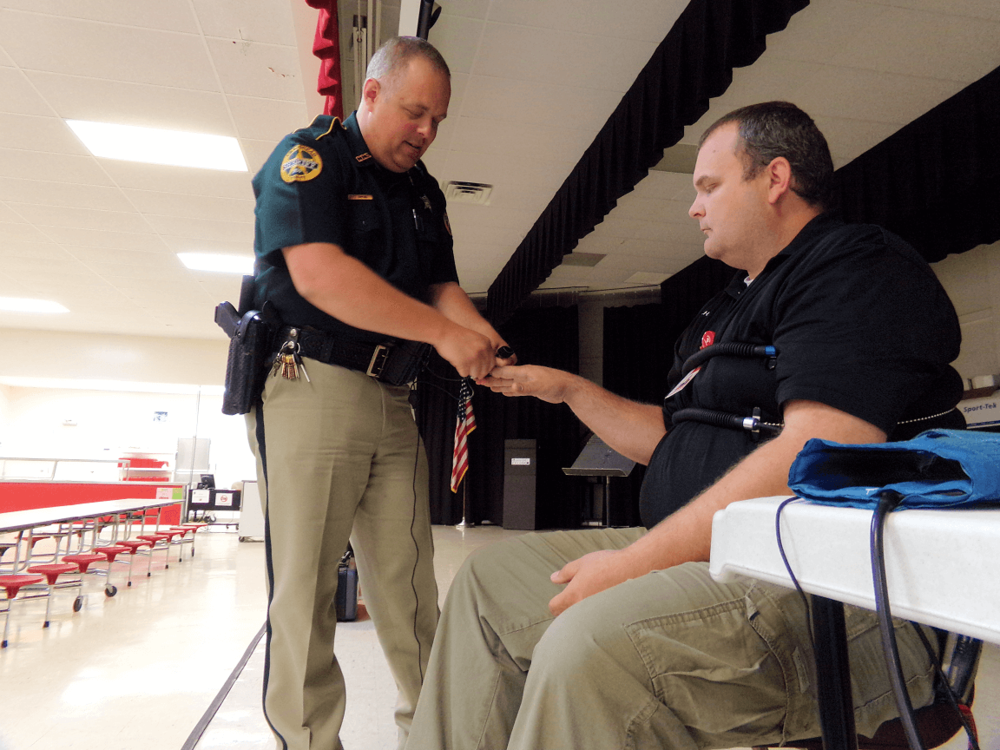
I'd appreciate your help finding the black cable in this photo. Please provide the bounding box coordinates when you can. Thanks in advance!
[680,342,776,377]
[871,490,924,750]
[910,625,981,750]
[774,496,815,647]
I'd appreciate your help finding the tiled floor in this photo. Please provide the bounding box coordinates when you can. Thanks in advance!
[0,523,525,750]
[0,524,997,750]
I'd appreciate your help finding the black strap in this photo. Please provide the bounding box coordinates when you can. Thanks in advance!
[276,326,429,385]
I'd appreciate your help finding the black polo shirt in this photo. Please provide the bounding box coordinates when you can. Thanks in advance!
[250,112,459,345]
[639,214,962,527]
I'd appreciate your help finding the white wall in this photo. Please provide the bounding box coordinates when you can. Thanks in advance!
[0,329,255,490]
[931,240,1000,383]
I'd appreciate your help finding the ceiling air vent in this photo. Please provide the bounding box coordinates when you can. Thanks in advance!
[444,181,493,205]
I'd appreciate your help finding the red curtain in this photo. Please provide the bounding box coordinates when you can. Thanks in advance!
[305,0,344,119]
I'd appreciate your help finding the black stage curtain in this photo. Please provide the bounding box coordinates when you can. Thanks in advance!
[419,305,583,527]
[834,63,1000,263]
[485,0,809,325]
[602,256,735,525]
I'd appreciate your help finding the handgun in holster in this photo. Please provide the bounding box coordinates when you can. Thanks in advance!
[215,275,279,415]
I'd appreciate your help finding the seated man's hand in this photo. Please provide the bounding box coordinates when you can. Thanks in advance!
[548,549,631,616]
[476,365,573,405]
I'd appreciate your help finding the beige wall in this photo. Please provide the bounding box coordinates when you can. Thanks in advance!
[0,329,229,387]
[932,240,1000,384]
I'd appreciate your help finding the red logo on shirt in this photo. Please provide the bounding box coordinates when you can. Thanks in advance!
[701,331,715,349]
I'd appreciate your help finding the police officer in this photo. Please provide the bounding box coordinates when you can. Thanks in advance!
[246,36,513,750]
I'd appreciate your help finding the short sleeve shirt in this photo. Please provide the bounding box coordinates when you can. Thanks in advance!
[251,112,459,345]
[638,215,962,527]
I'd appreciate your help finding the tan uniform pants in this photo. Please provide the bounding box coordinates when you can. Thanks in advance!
[247,359,439,750]
[405,528,935,750]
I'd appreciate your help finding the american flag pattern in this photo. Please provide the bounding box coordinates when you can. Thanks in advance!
[450,379,476,492]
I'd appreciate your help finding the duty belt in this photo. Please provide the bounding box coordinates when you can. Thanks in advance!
[274,326,430,386]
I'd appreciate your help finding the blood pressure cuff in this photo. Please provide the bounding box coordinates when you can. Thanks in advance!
[787,429,1000,509]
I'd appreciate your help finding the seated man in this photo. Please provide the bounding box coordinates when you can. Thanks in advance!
[404,102,964,750]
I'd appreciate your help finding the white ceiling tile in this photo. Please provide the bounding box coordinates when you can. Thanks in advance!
[763,1,891,65]
[193,0,297,46]
[447,117,591,164]
[228,95,310,142]
[120,189,254,224]
[205,37,302,100]
[228,96,310,144]
[831,8,1000,82]
[9,203,152,233]
[0,178,132,212]
[0,0,995,340]
[889,0,1000,22]
[0,241,71,261]
[0,221,52,243]
[791,66,965,127]
[0,113,91,156]
[442,0,491,20]
[0,12,218,91]
[144,214,254,245]
[242,138,280,176]
[459,75,622,129]
[67,247,184,268]
[811,115,903,169]
[0,1,199,33]
[0,67,52,116]
[434,15,485,75]
[158,236,254,255]
[0,147,113,186]
[473,23,657,92]
[88,262,189,282]
[26,71,236,135]
[485,0,687,44]
[39,227,169,253]
[439,151,568,195]
[97,161,254,200]
[0,202,26,223]
[632,171,696,201]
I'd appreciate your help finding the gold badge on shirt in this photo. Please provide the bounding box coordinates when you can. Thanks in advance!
[280,145,322,183]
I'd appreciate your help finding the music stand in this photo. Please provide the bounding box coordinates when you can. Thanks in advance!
[563,434,635,527]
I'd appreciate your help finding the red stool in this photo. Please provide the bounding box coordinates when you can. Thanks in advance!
[156,529,186,563]
[95,545,129,596]
[62,552,108,606]
[137,533,170,574]
[179,524,209,558]
[0,574,45,648]
[26,563,81,626]
[116,540,153,587]
[169,527,193,559]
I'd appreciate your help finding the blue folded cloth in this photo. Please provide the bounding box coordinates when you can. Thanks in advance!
[787,429,1000,509]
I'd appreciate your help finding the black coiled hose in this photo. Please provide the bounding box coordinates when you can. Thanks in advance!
[681,343,777,377]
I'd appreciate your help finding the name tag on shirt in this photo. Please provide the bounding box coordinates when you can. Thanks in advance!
[348,194,373,200]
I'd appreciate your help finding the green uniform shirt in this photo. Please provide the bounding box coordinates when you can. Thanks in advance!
[251,112,459,346]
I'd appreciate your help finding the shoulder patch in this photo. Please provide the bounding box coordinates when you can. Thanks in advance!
[443,210,452,237]
[280,145,323,183]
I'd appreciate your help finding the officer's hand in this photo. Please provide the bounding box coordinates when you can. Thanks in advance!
[435,326,496,380]
[476,365,569,404]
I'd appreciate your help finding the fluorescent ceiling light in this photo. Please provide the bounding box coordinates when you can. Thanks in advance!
[0,297,69,314]
[66,119,247,172]
[179,253,254,274]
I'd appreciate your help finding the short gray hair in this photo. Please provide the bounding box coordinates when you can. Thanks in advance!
[366,36,450,91]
